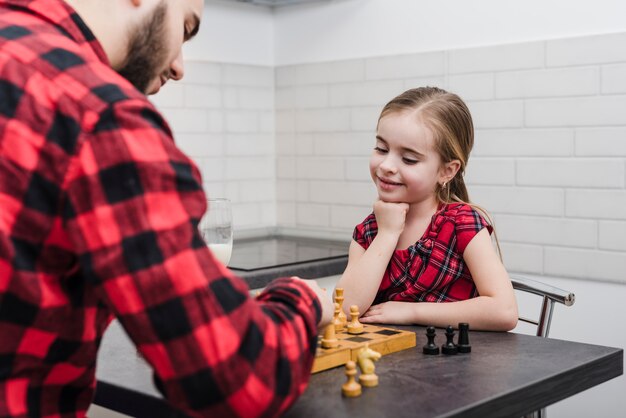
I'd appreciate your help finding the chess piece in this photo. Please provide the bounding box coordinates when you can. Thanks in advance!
[341,361,362,397]
[357,344,381,387]
[334,288,348,327]
[347,305,364,334]
[457,322,471,353]
[321,322,339,349]
[442,325,458,355]
[333,302,344,333]
[423,326,440,355]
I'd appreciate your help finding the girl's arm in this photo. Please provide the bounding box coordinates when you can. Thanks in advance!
[335,201,408,315]
[360,228,519,331]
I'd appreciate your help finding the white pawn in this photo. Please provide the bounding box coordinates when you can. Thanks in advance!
[341,361,362,397]
[347,305,364,334]
[321,322,339,349]
[333,302,344,333]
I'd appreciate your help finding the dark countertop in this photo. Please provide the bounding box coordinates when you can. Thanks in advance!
[95,322,623,418]
[93,234,623,416]
[286,326,623,418]
[228,235,349,289]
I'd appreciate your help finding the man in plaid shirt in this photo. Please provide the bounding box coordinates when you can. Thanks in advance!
[0,0,333,416]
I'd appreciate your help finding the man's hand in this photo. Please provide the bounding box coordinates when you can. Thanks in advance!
[295,278,334,329]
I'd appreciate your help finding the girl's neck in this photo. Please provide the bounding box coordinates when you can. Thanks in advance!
[394,197,441,250]
[406,197,441,223]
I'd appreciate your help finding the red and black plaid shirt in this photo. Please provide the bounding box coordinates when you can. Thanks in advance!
[353,203,492,304]
[0,1,321,417]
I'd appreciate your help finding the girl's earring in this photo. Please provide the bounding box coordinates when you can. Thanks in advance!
[441,181,450,202]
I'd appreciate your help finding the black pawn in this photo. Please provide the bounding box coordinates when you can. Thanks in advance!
[423,326,440,355]
[441,325,458,355]
[457,322,471,353]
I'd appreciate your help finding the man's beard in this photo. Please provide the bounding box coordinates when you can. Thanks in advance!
[117,1,169,93]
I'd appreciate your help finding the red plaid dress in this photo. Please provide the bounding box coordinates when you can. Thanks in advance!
[353,203,492,304]
[0,1,320,417]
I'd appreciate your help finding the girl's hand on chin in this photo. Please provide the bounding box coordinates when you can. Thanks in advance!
[374,200,409,235]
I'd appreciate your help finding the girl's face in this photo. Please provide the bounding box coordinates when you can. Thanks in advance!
[370,111,445,206]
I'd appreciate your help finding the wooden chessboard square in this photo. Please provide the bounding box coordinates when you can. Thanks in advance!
[312,324,416,374]
[344,336,371,342]
[374,329,401,336]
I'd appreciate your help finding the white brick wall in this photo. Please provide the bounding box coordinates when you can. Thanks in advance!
[151,62,276,230]
[275,31,626,284]
[154,31,626,284]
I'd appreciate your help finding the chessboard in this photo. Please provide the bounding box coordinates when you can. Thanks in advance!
[312,324,416,374]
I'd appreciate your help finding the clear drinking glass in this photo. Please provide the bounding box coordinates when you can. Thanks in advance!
[200,198,233,265]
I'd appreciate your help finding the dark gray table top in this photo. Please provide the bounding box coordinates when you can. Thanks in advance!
[228,235,349,289]
[94,321,623,418]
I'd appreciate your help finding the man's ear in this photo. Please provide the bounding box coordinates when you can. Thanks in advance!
[440,160,461,183]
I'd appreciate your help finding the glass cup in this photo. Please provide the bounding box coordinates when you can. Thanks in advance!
[199,198,233,265]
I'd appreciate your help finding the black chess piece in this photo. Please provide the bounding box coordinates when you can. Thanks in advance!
[423,326,440,355]
[441,325,458,355]
[457,322,471,353]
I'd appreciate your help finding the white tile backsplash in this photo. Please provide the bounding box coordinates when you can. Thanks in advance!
[601,63,626,94]
[184,84,222,108]
[468,100,525,129]
[566,190,626,219]
[365,52,445,80]
[448,73,495,101]
[294,60,365,85]
[544,247,626,283]
[470,186,565,217]
[295,108,351,132]
[599,221,626,251]
[329,80,404,107]
[516,159,625,188]
[448,42,545,74]
[157,31,626,284]
[499,242,544,275]
[473,129,574,157]
[495,67,599,99]
[547,32,626,67]
[525,95,626,127]
[464,158,516,185]
[495,215,597,249]
[575,127,626,156]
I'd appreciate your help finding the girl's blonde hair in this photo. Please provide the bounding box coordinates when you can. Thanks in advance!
[377,86,502,255]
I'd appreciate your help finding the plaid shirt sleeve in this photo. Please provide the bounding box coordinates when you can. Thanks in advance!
[352,213,376,249]
[63,99,321,417]
[454,204,493,254]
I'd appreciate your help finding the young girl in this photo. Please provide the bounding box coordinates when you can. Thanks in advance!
[336,87,518,331]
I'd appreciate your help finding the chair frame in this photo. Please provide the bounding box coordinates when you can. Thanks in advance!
[510,274,575,338]
[511,275,576,418]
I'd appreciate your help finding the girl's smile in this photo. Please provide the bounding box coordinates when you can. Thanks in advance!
[376,176,404,191]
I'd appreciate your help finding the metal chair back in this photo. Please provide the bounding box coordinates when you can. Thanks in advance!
[510,275,575,338]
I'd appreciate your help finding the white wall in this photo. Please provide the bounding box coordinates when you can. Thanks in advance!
[184,0,274,65]
[194,0,626,66]
[150,61,277,230]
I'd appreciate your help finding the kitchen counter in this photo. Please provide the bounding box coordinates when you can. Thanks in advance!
[228,235,349,289]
